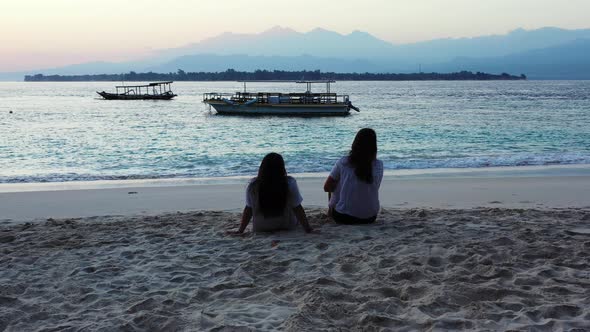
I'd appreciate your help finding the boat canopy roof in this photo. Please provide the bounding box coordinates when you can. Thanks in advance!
[237,80,335,84]
[237,80,337,93]
[115,81,174,88]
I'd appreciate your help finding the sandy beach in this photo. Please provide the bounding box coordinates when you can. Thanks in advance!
[2,165,590,223]
[1,208,590,331]
[3,0,590,329]
[1,167,590,331]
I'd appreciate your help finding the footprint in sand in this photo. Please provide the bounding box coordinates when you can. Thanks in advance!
[541,304,582,319]
[427,256,443,267]
[316,243,329,250]
[0,235,16,243]
[448,254,468,263]
[340,263,359,273]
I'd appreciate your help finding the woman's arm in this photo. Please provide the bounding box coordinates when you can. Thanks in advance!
[237,206,253,233]
[293,205,313,233]
[323,176,338,192]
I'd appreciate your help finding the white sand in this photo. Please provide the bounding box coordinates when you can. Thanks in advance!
[1,166,590,330]
[1,208,589,331]
[1,166,590,223]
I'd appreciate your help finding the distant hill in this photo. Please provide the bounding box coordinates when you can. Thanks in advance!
[390,27,590,63]
[4,26,590,80]
[155,26,590,63]
[154,26,396,60]
[434,38,590,79]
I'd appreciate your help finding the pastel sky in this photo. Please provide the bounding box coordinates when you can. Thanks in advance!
[1,0,589,71]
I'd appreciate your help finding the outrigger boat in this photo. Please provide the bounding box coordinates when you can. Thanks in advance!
[97,81,177,100]
[202,80,360,116]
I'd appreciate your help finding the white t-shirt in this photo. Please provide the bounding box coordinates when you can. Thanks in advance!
[329,156,383,219]
[245,176,303,232]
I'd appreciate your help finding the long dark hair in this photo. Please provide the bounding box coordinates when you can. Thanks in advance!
[252,153,289,217]
[348,128,377,183]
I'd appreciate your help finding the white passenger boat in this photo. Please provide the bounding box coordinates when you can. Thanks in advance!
[202,80,360,116]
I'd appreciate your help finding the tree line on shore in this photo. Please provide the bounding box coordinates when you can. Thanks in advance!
[25,69,526,82]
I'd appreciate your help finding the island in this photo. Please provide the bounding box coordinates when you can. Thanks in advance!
[24,69,526,82]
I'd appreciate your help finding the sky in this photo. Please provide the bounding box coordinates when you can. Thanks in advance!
[1,0,590,71]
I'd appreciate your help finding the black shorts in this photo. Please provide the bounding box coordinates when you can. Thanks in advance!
[332,209,376,225]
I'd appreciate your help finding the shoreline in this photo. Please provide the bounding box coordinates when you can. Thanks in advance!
[1,165,589,223]
[2,164,589,193]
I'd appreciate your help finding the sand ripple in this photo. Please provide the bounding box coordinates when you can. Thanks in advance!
[1,208,589,331]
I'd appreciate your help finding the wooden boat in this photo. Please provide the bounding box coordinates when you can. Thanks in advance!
[203,80,360,116]
[97,81,177,100]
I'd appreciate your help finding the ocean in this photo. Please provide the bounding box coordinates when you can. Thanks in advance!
[1,80,589,183]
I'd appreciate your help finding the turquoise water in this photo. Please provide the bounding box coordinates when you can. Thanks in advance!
[0,81,589,183]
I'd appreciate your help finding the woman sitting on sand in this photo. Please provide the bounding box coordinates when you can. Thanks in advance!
[324,128,383,224]
[233,152,314,234]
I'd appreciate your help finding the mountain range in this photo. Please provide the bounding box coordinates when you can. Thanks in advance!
[2,26,590,80]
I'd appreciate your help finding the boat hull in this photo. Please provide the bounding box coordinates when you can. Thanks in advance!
[206,102,350,116]
[97,91,176,100]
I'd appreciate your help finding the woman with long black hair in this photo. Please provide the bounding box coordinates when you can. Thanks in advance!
[324,128,383,224]
[234,152,314,233]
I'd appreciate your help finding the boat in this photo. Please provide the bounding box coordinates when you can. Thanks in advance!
[97,81,177,100]
[202,80,360,116]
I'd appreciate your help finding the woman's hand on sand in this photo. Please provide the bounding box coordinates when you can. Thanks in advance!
[306,228,321,234]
